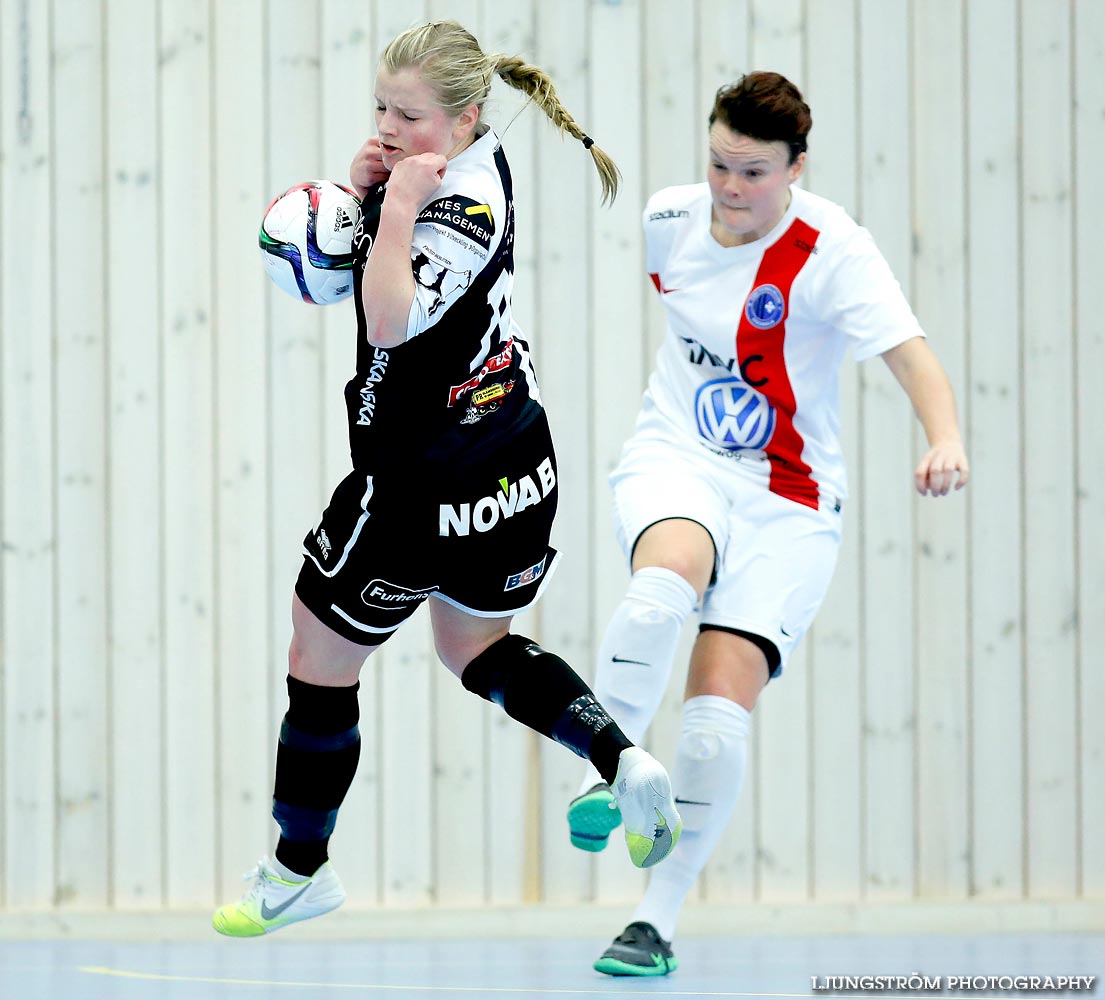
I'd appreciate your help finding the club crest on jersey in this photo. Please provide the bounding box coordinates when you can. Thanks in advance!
[744,283,785,329]
[695,377,777,451]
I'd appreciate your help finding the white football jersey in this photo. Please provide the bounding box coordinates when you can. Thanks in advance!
[642,182,924,506]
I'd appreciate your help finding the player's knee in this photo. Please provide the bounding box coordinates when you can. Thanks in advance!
[682,727,723,761]
[437,621,512,678]
[645,556,708,595]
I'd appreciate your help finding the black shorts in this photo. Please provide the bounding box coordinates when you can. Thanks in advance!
[296,412,559,645]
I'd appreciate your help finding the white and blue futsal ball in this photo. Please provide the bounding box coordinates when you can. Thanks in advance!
[259,180,360,305]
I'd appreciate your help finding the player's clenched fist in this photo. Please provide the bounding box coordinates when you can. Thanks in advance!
[349,136,391,198]
[386,152,447,208]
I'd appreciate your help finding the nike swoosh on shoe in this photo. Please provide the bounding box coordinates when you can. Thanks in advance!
[640,810,674,867]
[259,883,311,920]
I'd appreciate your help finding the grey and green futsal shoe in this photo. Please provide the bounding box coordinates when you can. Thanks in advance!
[212,857,345,937]
[610,747,682,868]
[594,921,678,976]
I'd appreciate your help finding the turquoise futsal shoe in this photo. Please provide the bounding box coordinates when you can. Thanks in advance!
[594,921,678,976]
[567,781,622,852]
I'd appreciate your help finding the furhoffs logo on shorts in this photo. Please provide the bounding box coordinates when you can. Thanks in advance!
[361,578,438,609]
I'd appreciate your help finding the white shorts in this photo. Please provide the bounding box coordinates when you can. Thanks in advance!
[609,408,843,675]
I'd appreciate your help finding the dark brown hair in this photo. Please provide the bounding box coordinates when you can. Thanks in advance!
[708,72,812,164]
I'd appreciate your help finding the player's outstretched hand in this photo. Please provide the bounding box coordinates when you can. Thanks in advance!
[350,137,391,197]
[914,441,969,497]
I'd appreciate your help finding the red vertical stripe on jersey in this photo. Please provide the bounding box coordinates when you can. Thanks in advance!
[736,218,821,509]
[649,272,661,293]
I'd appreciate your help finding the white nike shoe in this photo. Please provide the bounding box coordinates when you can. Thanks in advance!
[611,747,682,868]
[212,857,345,937]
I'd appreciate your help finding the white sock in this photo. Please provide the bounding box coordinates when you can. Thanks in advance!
[630,694,750,941]
[269,855,309,882]
[577,566,697,794]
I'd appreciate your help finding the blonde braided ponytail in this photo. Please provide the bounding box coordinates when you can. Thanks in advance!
[381,21,620,205]
[492,54,621,205]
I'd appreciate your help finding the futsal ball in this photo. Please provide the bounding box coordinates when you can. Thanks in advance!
[259,180,360,305]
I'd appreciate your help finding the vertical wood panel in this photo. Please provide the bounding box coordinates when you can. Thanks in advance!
[317,0,379,906]
[373,0,435,909]
[911,0,970,899]
[589,0,648,906]
[750,0,804,81]
[748,0,812,904]
[1,0,56,908]
[1020,0,1078,898]
[639,0,699,906]
[0,0,6,909]
[51,0,110,908]
[964,0,1024,900]
[1,0,1102,915]
[160,0,218,908]
[805,0,864,903]
[1073,0,1105,899]
[695,0,757,904]
[212,0,272,901]
[480,0,537,906]
[105,0,164,908]
[857,0,916,901]
[533,0,594,907]
[265,0,325,719]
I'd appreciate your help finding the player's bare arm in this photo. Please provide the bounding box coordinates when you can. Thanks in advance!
[360,154,445,349]
[881,335,970,497]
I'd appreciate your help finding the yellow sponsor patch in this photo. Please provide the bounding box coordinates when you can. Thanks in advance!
[472,383,506,406]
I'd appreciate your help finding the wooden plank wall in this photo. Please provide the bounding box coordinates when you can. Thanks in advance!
[1,0,1100,914]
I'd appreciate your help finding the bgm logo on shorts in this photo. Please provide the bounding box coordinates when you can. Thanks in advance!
[695,377,777,451]
[744,283,785,329]
[504,555,547,592]
[361,578,438,609]
[439,457,556,537]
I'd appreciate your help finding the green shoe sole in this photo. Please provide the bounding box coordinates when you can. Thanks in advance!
[567,784,622,852]
[594,954,678,976]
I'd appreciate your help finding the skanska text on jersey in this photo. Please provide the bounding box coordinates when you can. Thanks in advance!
[356,347,390,426]
[439,458,555,537]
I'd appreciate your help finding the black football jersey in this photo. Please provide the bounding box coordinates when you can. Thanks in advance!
[344,127,544,474]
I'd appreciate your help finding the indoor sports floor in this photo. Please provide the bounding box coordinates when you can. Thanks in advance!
[4,930,1101,1000]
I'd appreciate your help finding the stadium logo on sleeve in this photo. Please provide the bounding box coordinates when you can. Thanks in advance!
[695,376,777,451]
[648,208,690,221]
[504,555,547,592]
[416,195,495,251]
[744,283,786,329]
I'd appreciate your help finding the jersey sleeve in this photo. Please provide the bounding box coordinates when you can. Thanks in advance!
[819,226,926,361]
[405,194,499,340]
[642,187,692,289]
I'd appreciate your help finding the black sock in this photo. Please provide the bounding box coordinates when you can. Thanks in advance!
[461,634,632,784]
[272,675,361,877]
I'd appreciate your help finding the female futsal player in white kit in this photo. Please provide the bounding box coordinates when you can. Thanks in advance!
[568,71,970,975]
